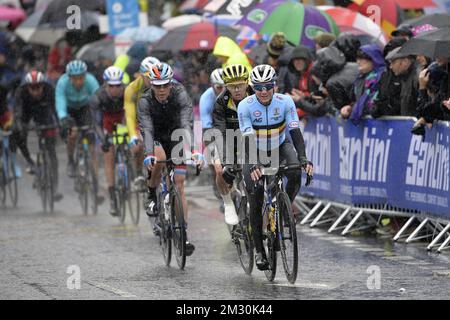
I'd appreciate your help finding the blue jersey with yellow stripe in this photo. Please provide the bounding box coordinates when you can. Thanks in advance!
[237,93,300,151]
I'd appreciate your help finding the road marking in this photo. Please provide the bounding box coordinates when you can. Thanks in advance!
[267,282,339,290]
[355,247,386,252]
[383,255,416,261]
[401,260,434,266]
[86,281,137,298]
[432,270,450,277]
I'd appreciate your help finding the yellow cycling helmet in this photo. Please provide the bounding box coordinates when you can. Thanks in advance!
[222,64,249,84]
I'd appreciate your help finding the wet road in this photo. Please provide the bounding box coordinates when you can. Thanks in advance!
[1,141,449,300]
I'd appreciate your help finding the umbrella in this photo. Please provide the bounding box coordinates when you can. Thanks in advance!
[399,13,450,29]
[318,6,388,45]
[204,0,259,16]
[155,21,240,52]
[15,9,98,46]
[0,5,26,26]
[424,0,450,14]
[347,0,406,35]
[179,0,209,13]
[238,1,340,48]
[76,38,115,63]
[399,27,450,58]
[162,14,203,31]
[40,0,104,24]
[203,13,241,27]
[116,25,167,43]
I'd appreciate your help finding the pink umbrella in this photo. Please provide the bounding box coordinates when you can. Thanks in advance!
[0,5,26,26]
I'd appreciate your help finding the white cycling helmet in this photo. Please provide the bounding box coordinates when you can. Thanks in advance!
[250,64,277,84]
[140,56,160,75]
[210,68,224,85]
[103,66,124,85]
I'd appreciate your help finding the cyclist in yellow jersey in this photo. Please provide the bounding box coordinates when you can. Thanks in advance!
[124,56,160,184]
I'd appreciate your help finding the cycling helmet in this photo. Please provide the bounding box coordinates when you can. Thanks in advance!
[222,64,249,84]
[210,68,224,85]
[250,64,277,84]
[25,70,45,85]
[140,56,160,75]
[66,60,87,76]
[148,62,173,85]
[103,66,124,85]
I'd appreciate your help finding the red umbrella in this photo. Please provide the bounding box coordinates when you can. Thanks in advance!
[179,0,210,13]
[154,21,239,52]
[0,5,26,28]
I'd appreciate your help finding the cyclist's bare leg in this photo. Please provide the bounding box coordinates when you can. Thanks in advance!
[214,160,230,196]
[104,145,115,188]
[66,127,77,162]
[174,174,188,223]
[130,142,144,175]
[147,146,166,188]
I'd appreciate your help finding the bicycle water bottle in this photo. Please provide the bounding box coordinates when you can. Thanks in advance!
[164,193,170,221]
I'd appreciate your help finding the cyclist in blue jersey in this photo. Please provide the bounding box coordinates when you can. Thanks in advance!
[55,60,100,178]
[238,64,314,270]
[199,68,225,204]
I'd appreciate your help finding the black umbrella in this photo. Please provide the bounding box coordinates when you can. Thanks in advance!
[399,27,450,59]
[40,0,105,23]
[399,13,450,29]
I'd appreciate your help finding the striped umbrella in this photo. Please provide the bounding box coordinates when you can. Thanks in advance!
[318,6,388,45]
[238,1,339,48]
[154,21,239,52]
[348,0,436,35]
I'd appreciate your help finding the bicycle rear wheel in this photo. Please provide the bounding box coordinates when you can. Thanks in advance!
[7,152,18,207]
[36,153,48,213]
[127,161,140,225]
[171,186,186,270]
[44,151,54,213]
[233,194,254,275]
[277,191,298,284]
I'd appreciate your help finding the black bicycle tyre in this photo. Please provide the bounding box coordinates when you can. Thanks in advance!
[234,194,254,275]
[171,186,186,270]
[160,207,172,266]
[277,192,298,284]
[37,153,48,213]
[44,151,54,213]
[127,160,140,225]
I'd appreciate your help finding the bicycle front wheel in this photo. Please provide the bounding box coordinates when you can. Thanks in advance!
[264,231,277,282]
[233,194,254,275]
[36,153,48,213]
[276,191,298,284]
[43,151,54,213]
[171,186,186,270]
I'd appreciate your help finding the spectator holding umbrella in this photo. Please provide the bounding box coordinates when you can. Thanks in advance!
[312,46,359,112]
[47,38,73,85]
[340,44,386,124]
[412,62,449,135]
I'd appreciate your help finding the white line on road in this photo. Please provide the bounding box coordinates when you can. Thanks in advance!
[86,281,137,298]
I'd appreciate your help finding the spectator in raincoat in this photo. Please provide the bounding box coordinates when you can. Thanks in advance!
[213,36,252,74]
[278,45,318,118]
[340,44,386,124]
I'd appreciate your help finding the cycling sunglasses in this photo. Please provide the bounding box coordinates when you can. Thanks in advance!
[252,82,275,92]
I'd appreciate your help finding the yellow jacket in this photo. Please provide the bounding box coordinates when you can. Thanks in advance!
[124,76,146,139]
[114,54,131,85]
[213,36,252,73]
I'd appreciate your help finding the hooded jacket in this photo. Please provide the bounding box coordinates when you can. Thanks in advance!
[314,46,359,110]
[349,44,386,123]
[213,36,252,73]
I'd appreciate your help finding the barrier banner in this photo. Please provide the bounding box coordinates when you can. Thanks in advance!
[301,116,450,218]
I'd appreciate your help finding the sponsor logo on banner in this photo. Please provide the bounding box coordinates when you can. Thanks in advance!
[247,9,267,24]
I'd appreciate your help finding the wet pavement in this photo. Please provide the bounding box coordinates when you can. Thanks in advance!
[1,141,449,300]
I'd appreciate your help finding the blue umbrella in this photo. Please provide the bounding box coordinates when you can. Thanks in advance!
[116,25,167,43]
